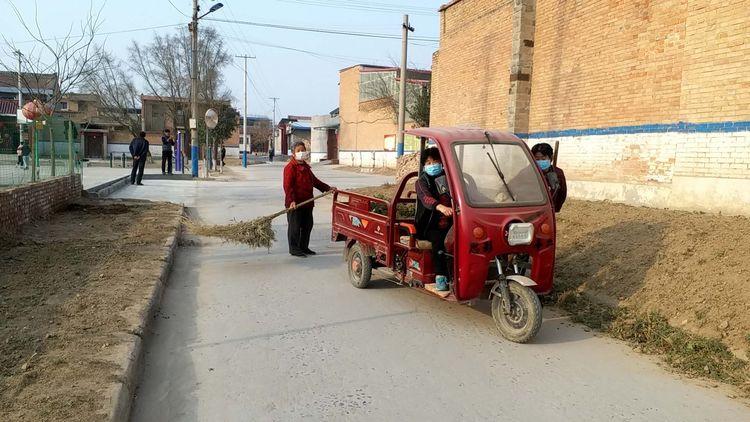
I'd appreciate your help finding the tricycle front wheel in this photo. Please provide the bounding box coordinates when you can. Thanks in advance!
[347,243,372,289]
[491,281,542,343]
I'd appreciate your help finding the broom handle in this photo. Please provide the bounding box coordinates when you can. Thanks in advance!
[267,190,334,220]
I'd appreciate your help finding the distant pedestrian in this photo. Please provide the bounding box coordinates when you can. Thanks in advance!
[161,128,175,175]
[129,131,149,185]
[532,142,567,212]
[283,141,335,257]
[269,148,274,162]
[220,142,226,167]
[20,142,30,170]
[16,143,23,166]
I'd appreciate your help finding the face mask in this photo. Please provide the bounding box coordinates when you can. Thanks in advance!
[536,159,551,171]
[424,163,443,176]
[295,151,310,161]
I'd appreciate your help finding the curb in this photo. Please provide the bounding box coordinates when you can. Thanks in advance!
[106,210,184,422]
[84,175,130,198]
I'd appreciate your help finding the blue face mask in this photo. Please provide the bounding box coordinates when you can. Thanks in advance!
[424,163,443,176]
[536,159,551,171]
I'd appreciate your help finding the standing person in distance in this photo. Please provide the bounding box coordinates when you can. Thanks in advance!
[129,131,149,185]
[531,142,567,212]
[161,128,175,175]
[283,141,335,257]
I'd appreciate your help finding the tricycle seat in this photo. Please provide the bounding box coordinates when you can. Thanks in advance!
[399,236,432,250]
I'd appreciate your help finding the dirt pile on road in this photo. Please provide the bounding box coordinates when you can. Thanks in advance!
[555,200,750,359]
[0,199,182,422]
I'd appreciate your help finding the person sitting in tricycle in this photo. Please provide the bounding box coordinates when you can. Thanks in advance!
[415,147,453,291]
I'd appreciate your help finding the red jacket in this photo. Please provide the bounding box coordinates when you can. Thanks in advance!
[283,160,331,208]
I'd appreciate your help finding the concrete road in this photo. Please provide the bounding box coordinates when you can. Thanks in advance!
[119,164,750,422]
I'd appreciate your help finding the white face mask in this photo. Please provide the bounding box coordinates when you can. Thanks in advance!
[295,151,310,161]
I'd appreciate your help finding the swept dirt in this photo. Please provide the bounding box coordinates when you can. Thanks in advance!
[352,184,750,360]
[0,199,181,422]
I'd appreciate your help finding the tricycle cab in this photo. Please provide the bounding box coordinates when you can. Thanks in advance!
[401,128,556,302]
[331,127,556,343]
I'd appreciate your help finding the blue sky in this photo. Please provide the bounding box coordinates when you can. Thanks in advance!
[1,0,444,119]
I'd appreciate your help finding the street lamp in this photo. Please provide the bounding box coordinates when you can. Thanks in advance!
[199,2,224,19]
[189,0,224,177]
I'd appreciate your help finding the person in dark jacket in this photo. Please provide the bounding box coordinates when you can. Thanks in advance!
[283,141,335,257]
[531,143,567,212]
[415,147,453,291]
[129,131,150,185]
[161,128,175,175]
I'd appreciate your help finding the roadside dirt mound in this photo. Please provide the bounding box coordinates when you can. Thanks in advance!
[556,200,750,359]
[353,184,750,359]
[0,198,182,421]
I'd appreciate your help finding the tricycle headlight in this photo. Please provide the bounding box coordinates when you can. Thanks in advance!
[507,223,534,246]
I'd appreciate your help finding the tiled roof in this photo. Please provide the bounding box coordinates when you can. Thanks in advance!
[0,99,18,116]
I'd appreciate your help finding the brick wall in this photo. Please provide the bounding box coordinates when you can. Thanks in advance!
[430,0,514,129]
[430,0,750,215]
[0,175,82,234]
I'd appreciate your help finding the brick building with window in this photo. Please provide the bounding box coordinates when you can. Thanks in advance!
[338,65,431,168]
[431,0,750,215]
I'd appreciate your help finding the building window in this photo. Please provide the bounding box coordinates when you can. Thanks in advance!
[59,101,68,111]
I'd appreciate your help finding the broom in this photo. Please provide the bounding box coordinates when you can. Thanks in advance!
[189,190,334,249]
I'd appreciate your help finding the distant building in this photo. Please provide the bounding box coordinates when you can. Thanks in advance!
[230,115,273,158]
[310,108,339,163]
[275,115,311,156]
[0,71,58,153]
[338,64,431,168]
[0,71,57,101]
[57,93,138,159]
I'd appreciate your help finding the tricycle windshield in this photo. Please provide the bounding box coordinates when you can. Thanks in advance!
[453,142,547,207]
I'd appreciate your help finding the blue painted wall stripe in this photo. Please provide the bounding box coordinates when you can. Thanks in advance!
[516,121,750,139]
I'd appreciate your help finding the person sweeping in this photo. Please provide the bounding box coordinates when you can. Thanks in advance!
[284,141,335,257]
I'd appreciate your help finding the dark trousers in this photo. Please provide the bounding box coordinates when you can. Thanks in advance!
[287,207,314,254]
[131,157,146,184]
[425,227,449,276]
[17,155,23,165]
[161,150,173,174]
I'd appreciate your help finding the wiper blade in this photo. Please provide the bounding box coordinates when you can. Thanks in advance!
[484,131,516,202]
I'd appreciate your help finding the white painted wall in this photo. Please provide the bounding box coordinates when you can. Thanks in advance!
[527,130,750,216]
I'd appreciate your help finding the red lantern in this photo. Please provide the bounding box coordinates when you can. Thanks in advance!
[22,101,40,120]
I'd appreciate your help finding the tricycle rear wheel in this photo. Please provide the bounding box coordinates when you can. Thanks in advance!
[347,243,372,289]
[491,281,542,343]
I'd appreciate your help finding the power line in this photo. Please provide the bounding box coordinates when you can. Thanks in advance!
[222,35,394,66]
[8,22,185,45]
[166,0,190,18]
[204,17,439,43]
[277,0,436,16]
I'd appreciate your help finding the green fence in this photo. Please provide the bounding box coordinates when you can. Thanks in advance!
[0,117,82,188]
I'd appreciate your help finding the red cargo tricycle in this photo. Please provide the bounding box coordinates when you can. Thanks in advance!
[331,128,556,343]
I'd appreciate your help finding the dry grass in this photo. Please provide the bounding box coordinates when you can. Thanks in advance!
[188,216,276,250]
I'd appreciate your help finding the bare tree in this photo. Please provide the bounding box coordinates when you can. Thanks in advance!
[362,68,430,126]
[129,26,231,129]
[0,1,103,177]
[84,51,142,136]
[1,1,103,117]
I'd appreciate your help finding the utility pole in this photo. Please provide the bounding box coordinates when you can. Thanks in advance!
[269,97,279,154]
[235,55,255,168]
[189,0,199,177]
[15,50,23,148]
[396,14,414,158]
